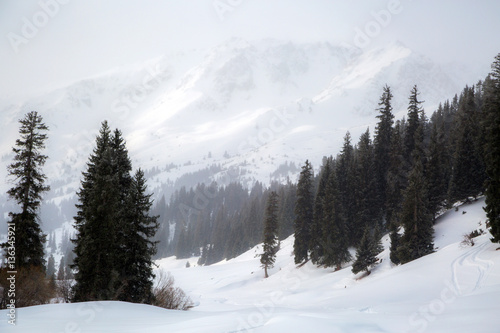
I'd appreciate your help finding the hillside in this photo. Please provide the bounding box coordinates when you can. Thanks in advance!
[2,197,499,333]
[0,39,480,233]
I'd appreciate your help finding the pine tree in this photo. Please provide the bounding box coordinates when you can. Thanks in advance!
[337,132,357,245]
[426,122,447,219]
[483,54,500,243]
[46,254,56,278]
[351,227,378,275]
[1,111,50,270]
[404,85,424,167]
[321,167,351,270]
[293,160,314,265]
[397,148,434,264]
[354,128,378,238]
[260,191,279,278]
[373,85,394,221]
[118,169,159,303]
[310,158,331,264]
[448,86,486,203]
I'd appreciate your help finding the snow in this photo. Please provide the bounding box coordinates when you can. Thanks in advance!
[2,197,499,332]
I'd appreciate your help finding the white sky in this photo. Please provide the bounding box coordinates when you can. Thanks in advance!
[0,0,499,100]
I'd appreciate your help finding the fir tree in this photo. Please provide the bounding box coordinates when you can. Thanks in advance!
[1,111,50,270]
[337,132,357,245]
[293,160,314,265]
[260,191,279,278]
[321,167,351,270]
[310,158,331,264]
[483,54,500,243]
[404,85,424,167]
[46,254,56,278]
[397,148,434,264]
[354,128,378,238]
[448,86,486,203]
[118,169,159,303]
[373,85,394,221]
[351,227,378,275]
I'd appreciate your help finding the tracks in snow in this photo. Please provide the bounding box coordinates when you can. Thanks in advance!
[451,241,493,295]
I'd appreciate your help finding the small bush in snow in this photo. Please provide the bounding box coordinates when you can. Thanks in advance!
[152,270,193,310]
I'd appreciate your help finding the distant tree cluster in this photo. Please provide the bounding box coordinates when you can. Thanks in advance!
[153,179,297,266]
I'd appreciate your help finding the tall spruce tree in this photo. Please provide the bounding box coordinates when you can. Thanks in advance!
[72,121,158,303]
[448,86,486,203]
[321,166,351,270]
[1,111,50,270]
[404,85,424,167]
[373,85,394,221]
[119,169,159,303]
[483,54,500,243]
[260,191,279,278]
[337,132,357,245]
[310,158,331,264]
[293,160,314,265]
[397,143,434,264]
[354,128,378,238]
[351,227,379,275]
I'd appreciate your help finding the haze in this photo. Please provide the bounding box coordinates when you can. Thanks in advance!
[0,0,499,100]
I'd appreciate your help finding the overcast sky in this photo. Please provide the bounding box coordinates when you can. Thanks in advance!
[1,0,499,100]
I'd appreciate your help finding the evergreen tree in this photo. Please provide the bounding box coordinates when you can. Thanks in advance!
[483,54,500,243]
[351,227,378,275]
[337,132,357,245]
[260,191,279,278]
[404,85,424,167]
[321,166,351,270]
[426,122,447,219]
[293,160,314,265]
[310,158,331,264]
[57,256,66,280]
[72,122,158,303]
[448,86,486,203]
[397,148,434,264]
[118,169,159,303]
[354,128,378,238]
[46,254,56,278]
[1,111,50,270]
[373,85,394,221]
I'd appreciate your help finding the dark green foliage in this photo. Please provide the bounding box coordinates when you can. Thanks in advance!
[351,227,379,274]
[118,169,159,303]
[72,121,158,303]
[389,227,401,265]
[373,85,394,221]
[294,160,314,265]
[385,121,406,229]
[483,54,500,243]
[354,128,379,238]
[426,122,447,219]
[337,132,357,245]
[448,86,486,203]
[1,111,49,270]
[397,151,434,264]
[321,167,351,270]
[261,191,279,278]
[310,159,331,264]
[404,85,424,167]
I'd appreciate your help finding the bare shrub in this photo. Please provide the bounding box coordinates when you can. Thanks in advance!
[56,279,74,303]
[0,266,55,309]
[152,270,193,310]
[460,229,485,248]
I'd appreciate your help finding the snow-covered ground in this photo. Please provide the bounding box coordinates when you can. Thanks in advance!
[2,197,499,332]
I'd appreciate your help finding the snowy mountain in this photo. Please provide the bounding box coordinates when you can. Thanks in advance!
[2,197,499,332]
[0,39,479,231]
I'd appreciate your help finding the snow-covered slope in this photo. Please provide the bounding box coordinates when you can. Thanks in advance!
[2,198,499,332]
[0,39,479,231]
